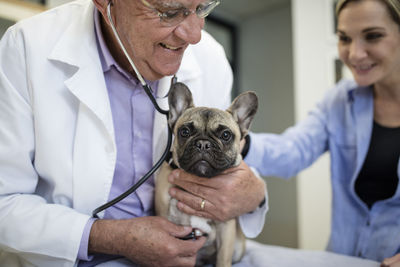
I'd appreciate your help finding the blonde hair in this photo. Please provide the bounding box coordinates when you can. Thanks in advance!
[336,0,400,27]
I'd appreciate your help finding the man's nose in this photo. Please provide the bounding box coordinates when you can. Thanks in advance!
[174,14,204,44]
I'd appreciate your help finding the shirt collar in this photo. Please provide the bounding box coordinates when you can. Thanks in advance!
[94,10,162,92]
[94,9,116,73]
[94,9,144,86]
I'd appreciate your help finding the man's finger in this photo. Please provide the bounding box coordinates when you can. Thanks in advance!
[167,223,194,238]
[169,169,222,188]
[172,237,207,266]
[170,187,216,212]
[177,236,207,255]
[169,176,216,200]
[176,200,212,219]
[168,170,204,184]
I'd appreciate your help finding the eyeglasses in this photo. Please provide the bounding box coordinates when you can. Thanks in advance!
[141,0,220,27]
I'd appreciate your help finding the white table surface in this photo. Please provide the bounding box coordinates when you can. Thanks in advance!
[95,239,381,267]
[234,239,380,267]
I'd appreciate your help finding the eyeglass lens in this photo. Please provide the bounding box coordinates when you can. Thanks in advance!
[144,0,220,26]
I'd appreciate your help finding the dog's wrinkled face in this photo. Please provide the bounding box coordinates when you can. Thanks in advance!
[168,83,258,178]
[174,107,241,177]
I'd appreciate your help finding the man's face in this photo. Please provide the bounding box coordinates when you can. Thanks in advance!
[104,0,206,81]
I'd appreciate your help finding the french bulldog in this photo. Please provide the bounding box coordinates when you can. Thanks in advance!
[155,82,258,267]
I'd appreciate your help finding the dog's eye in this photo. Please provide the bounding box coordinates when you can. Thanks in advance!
[179,127,190,138]
[220,130,232,142]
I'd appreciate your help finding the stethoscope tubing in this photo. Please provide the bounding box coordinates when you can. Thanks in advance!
[92,2,173,218]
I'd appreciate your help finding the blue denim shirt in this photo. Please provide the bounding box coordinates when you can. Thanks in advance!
[245,79,400,262]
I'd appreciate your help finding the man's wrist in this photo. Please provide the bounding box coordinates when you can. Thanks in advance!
[249,196,266,214]
[249,172,267,214]
[88,219,124,256]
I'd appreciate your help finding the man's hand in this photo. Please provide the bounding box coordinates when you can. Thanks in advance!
[168,160,266,222]
[382,253,400,267]
[89,216,206,267]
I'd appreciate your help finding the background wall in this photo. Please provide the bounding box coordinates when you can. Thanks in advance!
[0,18,14,36]
[238,3,298,248]
[292,0,335,250]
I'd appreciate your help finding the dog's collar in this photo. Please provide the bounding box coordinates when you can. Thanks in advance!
[164,151,179,170]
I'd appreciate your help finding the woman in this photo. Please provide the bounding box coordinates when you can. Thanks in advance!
[245,0,400,266]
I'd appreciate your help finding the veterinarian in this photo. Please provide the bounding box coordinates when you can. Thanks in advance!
[243,0,400,266]
[0,0,267,266]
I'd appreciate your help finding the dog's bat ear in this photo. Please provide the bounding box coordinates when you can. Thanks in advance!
[168,82,194,130]
[227,91,258,138]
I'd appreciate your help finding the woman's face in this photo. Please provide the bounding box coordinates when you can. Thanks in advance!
[337,0,400,87]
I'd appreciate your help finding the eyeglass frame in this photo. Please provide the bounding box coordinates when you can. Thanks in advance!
[140,0,221,26]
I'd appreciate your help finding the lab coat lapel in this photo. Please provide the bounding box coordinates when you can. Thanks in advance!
[48,2,116,216]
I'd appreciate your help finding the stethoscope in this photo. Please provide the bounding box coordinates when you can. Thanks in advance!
[92,1,174,218]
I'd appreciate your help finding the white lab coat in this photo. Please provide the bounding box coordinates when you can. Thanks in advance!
[0,0,266,266]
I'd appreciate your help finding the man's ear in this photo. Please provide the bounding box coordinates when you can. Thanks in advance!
[226,91,258,138]
[168,82,194,130]
[93,0,112,24]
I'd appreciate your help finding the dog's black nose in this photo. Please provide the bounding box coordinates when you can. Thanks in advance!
[195,140,211,151]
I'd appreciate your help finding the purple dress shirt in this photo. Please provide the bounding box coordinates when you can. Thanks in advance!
[78,10,158,266]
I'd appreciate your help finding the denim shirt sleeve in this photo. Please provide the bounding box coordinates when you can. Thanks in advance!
[245,117,329,179]
[244,85,339,179]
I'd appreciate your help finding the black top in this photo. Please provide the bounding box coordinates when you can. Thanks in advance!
[355,121,400,209]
